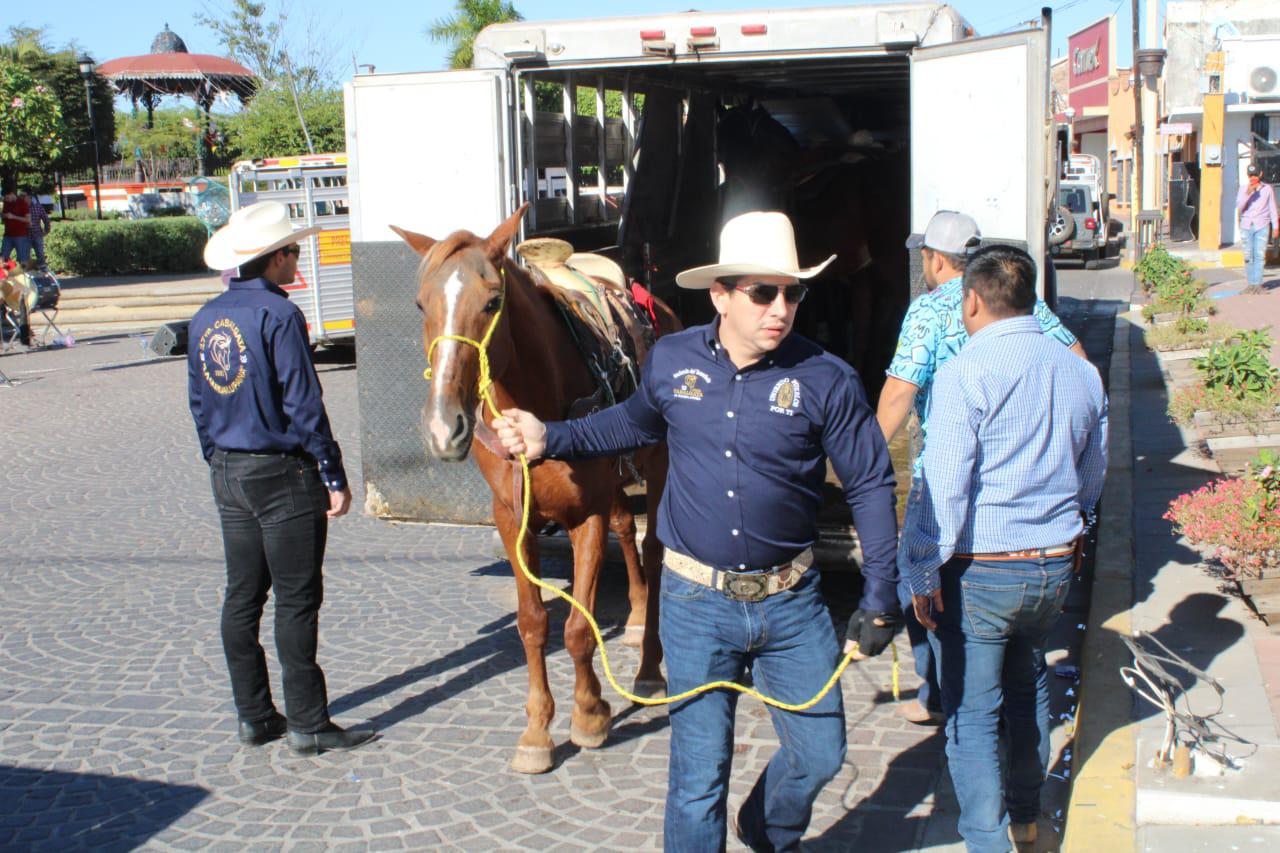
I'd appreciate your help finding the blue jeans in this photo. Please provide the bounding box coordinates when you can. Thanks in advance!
[1,235,31,265]
[1242,225,1271,287]
[659,564,846,852]
[900,479,941,713]
[926,555,1074,853]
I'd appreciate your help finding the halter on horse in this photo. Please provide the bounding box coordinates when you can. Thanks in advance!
[393,205,678,774]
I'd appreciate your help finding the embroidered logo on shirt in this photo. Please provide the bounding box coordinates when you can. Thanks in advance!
[199,318,249,395]
[769,378,801,416]
[673,368,710,400]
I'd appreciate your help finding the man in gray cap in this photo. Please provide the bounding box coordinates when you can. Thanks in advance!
[876,210,1086,725]
[1237,163,1277,289]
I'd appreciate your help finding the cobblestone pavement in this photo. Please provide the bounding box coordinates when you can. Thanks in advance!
[0,271,1113,851]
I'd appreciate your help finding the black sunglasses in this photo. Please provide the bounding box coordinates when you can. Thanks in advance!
[729,282,808,306]
[281,245,301,257]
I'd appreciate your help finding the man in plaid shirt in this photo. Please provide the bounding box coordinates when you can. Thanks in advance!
[25,190,51,270]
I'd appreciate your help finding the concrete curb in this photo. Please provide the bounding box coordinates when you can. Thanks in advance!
[1063,314,1138,852]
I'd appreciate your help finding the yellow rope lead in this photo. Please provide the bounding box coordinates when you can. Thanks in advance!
[425,278,899,711]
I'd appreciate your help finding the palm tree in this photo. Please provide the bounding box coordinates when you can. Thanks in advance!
[427,0,522,70]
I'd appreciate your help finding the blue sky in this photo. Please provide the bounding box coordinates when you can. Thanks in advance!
[32,0,1157,82]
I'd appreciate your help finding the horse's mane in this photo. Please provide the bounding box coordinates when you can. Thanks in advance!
[420,230,484,277]
[417,228,555,310]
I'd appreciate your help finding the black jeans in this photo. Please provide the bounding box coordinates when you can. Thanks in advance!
[209,450,331,733]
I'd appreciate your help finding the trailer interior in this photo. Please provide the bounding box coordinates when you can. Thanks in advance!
[516,54,913,408]
[514,54,917,535]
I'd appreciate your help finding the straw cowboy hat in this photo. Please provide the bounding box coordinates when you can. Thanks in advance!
[675,210,835,289]
[204,201,321,272]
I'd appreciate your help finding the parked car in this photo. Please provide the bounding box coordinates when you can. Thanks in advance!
[1051,179,1117,268]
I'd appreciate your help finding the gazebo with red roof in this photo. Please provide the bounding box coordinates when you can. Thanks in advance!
[96,25,257,175]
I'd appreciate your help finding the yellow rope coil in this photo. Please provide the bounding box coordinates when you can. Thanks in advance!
[425,278,899,712]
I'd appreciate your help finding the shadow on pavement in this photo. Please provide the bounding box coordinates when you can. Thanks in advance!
[809,730,955,852]
[0,765,208,848]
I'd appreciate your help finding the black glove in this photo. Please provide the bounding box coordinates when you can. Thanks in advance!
[845,608,903,658]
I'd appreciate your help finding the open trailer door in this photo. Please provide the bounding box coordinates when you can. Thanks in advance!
[910,28,1051,297]
[345,69,513,523]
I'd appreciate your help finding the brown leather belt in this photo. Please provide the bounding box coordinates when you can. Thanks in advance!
[953,543,1077,561]
[663,548,814,602]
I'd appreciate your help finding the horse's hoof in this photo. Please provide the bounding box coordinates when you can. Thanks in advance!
[569,719,610,749]
[632,678,668,702]
[622,625,645,647]
[511,744,554,774]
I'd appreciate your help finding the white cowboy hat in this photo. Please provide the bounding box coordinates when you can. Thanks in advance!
[203,201,321,272]
[675,211,835,289]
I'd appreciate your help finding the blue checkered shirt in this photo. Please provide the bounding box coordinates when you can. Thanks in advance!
[904,315,1108,595]
[886,276,1078,476]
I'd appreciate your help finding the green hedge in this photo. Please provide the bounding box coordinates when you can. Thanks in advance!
[45,217,209,275]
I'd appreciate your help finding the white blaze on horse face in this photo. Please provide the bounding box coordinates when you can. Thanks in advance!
[427,268,468,449]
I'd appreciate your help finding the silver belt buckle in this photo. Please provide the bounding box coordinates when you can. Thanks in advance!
[722,570,769,602]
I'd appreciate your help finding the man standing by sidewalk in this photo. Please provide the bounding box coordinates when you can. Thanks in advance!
[1237,164,1278,289]
[877,211,1086,726]
[189,201,373,757]
[905,245,1108,852]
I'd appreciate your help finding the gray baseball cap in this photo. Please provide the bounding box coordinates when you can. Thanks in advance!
[1247,163,1261,177]
[905,210,982,255]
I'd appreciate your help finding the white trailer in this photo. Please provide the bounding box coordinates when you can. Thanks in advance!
[229,154,355,345]
[344,2,1061,525]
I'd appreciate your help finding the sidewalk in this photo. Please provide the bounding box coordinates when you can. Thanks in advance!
[1067,267,1280,849]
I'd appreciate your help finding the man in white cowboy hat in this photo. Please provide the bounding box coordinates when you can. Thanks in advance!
[492,210,901,851]
[188,201,374,756]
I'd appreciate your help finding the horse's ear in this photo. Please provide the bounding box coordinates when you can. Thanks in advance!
[389,224,437,257]
[485,203,530,261]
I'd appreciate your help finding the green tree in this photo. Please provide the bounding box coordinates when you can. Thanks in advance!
[1,27,114,184]
[196,0,336,92]
[116,108,202,163]
[428,0,522,70]
[0,61,68,188]
[223,86,344,159]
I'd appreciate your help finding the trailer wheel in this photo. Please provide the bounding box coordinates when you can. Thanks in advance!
[1049,206,1075,246]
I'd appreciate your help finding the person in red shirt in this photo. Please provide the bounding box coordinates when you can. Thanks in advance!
[1,188,32,266]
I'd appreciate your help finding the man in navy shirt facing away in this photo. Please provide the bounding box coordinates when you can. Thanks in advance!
[494,211,902,852]
[188,202,373,757]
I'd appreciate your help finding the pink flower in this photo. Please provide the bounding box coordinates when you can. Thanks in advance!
[10,97,24,108]
[34,85,45,94]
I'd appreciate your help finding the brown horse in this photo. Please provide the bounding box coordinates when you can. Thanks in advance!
[392,205,678,774]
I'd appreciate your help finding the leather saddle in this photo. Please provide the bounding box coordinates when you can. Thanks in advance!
[516,238,657,418]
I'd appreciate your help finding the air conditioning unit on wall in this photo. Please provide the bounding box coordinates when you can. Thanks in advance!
[1222,36,1280,101]
[1249,65,1279,101]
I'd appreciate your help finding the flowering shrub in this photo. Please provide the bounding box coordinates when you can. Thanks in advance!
[1136,243,1196,293]
[1166,470,1280,577]
[1141,273,1213,323]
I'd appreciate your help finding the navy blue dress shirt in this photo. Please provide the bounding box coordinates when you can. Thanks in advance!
[187,276,347,492]
[544,319,900,613]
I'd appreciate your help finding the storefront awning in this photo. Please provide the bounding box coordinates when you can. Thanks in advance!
[1071,115,1108,134]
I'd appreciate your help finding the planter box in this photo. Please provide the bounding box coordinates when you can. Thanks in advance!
[1205,433,1280,452]
[1154,347,1206,362]
[1239,571,1280,634]
[1148,309,1213,325]
[1194,408,1280,438]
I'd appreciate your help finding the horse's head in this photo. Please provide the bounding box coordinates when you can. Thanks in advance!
[391,204,528,462]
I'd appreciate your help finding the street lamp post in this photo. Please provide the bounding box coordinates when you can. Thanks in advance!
[77,54,102,220]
